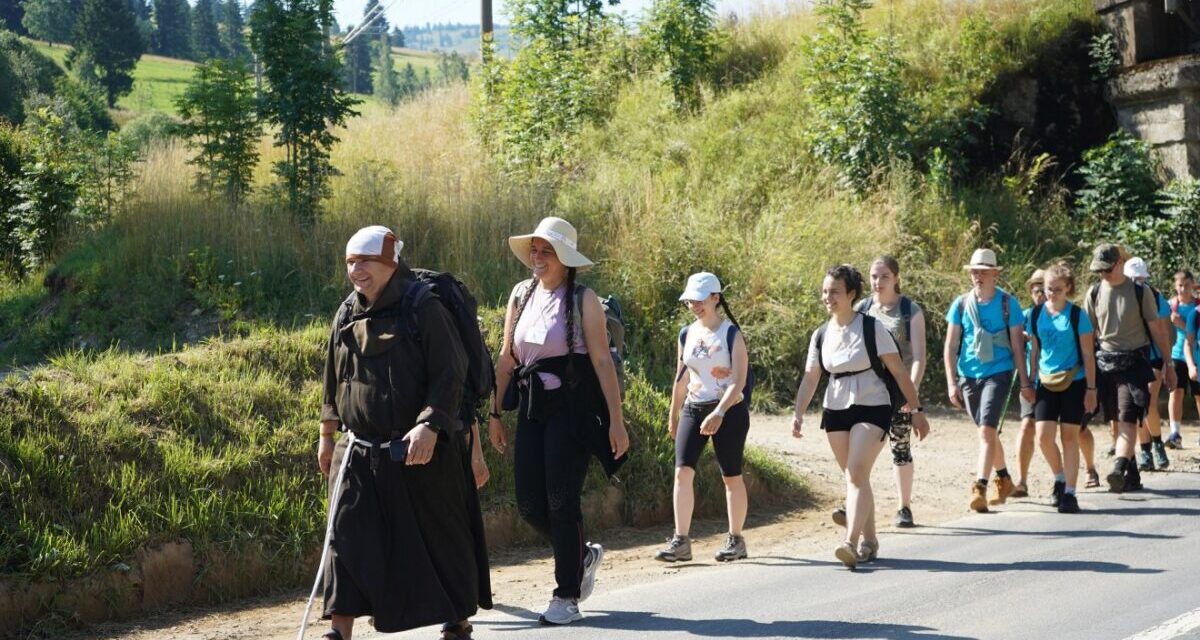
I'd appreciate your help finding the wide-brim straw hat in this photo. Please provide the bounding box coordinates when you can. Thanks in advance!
[508,217,594,271]
[963,248,1002,271]
[1026,269,1046,287]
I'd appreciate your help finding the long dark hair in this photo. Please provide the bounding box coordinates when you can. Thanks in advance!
[508,276,537,355]
[718,293,740,327]
[871,255,902,295]
[563,267,579,354]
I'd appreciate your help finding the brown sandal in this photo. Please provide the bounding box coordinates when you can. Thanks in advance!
[441,622,473,640]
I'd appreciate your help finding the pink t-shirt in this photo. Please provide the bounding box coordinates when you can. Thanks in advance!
[511,282,587,390]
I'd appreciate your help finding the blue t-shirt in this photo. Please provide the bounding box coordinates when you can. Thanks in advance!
[946,289,1024,379]
[1026,302,1093,382]
[1171,300,1199,362]
[1149,292,1171,361]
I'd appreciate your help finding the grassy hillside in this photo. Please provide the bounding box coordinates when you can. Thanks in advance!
[0,0,1117,633]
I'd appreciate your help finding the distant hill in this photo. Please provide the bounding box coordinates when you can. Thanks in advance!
[400,22,511,57]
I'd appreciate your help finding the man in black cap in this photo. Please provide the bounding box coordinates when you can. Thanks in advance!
[1083,244,1176,493]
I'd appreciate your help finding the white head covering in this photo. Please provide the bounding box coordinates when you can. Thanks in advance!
[1124,257,1150,280]
[346,225,402,266]
[679,272,723,302]
[963,248,1002,271]
[508,217,594,271]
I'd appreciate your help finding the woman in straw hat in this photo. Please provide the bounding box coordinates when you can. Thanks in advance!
[487,216,630,626]
[1011,268,1048,499]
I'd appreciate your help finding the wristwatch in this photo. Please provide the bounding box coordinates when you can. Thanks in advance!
[911,406,925,414]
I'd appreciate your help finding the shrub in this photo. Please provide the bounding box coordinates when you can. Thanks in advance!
[119,111,179,151]
[1074,130,1159,235]
[642,0,719,113]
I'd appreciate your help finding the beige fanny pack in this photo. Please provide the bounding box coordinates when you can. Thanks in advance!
[1039,368,1078,393]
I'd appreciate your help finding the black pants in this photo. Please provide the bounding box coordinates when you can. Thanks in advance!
[515,392,591,599]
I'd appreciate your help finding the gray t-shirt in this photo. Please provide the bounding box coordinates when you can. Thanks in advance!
[1083,278,1159,353]
[861,297,922,369]
[805,315,899,410]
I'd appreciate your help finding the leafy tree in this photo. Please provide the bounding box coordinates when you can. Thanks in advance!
[175,57,261,205]
[643,0,716,113]
[68,0,145,106]
[191,0,225,60]
[1,0,26,34]
[375,32,400,106]
[23,0,78,45]
[436,50,468,84]
[220,0,249,61]
[796,0,913,191]
[250,0,359,220]
[0,45,18,124]
[340,24,373,93]
[151,0,192,58]
[399,60,419,96]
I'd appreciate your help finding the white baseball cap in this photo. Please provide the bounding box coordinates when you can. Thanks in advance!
[679,272,723,302]
[346,225,402,266]
[1124,257,1150,280]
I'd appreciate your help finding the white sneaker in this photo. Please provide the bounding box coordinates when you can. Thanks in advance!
[539,596,582,625]
[579,542,604,602]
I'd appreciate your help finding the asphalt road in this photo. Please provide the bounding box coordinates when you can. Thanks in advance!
[372,472,1200,640]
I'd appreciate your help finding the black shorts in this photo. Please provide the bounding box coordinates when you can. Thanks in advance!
[675,400,750,477]
[821,404,891,439]
[1172,359,1200,396]
[1098,367,1152,425]
[1034,379,1086,425]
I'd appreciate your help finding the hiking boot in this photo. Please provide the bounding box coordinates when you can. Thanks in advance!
[579,542,603,602]
[654,534,692,563]
[1010,483,1029,498]
[1137,448,1153,471]
[970,481,989,513]
[1154,442,1170,470]
[714,534,748,562]
[539,597,582,625]
[834,542,857,569]
[1050,480,1065,508]
[1085,469,1101,489]
[1058,492,1080,514]
[831,508,847,527]
[989,476,1015,505]
[1165,433,1182,449]
[896,506,915,528]
[856,539,879,563]
[1105,469,1125,493]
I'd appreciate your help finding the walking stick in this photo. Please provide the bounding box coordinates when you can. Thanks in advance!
[297,431,357,640]
[995,369,1020,433]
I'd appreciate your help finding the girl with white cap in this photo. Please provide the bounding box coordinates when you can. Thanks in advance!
[487,217,630,626]
[1124,257,1172,471]
[656,272,752,563]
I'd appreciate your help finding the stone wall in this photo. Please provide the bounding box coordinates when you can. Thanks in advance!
[1106,55,1200,180]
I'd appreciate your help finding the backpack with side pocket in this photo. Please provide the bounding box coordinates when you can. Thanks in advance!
[337,269,495,428]
[813,313,904,413]
[678,322,756,406]
[1029,302,1083,392]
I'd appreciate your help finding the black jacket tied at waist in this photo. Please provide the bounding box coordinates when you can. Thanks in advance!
[509,353,627,478]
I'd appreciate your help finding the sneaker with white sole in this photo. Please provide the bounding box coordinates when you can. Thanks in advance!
[579,542,603,603]
[539,597,582,625]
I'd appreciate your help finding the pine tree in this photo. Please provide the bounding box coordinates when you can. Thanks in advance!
[175,57,261,205]
[250,0,358,220]
[375,32,399,107]
[390,25,404,47]
[69,0,145,105]
[361,0,386,39]
[220,0,248,61]
[151,0,192,58]
[399,60,417,97]
[191,0,224,60]
[23,0,77,45]
[340,20,372,94]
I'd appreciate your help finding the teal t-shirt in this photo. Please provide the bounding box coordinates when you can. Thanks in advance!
[1172,300,1200,362]
[946,289,1024,379]
[1149,292,1170,361]
[1026,302,1093,382]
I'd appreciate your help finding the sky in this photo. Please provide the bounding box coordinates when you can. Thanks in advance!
[331,0,797,33]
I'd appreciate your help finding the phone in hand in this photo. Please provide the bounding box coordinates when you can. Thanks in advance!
[389,439,409,462]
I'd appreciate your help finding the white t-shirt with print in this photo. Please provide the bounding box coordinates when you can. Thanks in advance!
[683,319,736,404]
[805,314,899,410]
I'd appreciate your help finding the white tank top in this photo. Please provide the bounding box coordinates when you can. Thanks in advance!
[683,319,736,404]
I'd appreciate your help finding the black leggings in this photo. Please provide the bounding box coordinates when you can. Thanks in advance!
[514,394,591,599]
[675,400,750,476]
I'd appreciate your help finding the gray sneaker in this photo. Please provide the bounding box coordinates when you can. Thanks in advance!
[539,596,582,625]
[654,534,692,562]
[579,542,603,602]
[1154,441,1170,469]
[714,533,748,562]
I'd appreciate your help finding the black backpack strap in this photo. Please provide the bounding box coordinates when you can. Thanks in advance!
[814,323,829,376]
[1030,301,1043,340]
[856,298,873,313]
[398,279,436,341]
[1001,292,1010,329]
[1070,303,1082,364]
[900,296,913,342]
[863,313,879,373]
[1133,282,1152,347]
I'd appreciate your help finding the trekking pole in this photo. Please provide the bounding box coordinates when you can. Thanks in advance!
[297,431,357,640]
[995,370,1020,433]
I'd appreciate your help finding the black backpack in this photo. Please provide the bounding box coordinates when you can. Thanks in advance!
[678,322,755,406]
[813,313,904,413]
[338,269,495,426]
[856,295,914,344]
[1029,302,1082,364]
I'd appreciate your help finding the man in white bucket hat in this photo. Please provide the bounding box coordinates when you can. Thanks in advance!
[944,248,1031,513]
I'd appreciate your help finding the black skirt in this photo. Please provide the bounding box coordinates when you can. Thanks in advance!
[322,429,492,632]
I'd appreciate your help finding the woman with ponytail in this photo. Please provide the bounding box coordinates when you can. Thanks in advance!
[487,217,629,626]
[656,272,752,564]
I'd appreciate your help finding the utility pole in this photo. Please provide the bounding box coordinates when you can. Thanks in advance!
[481,0,492,51]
